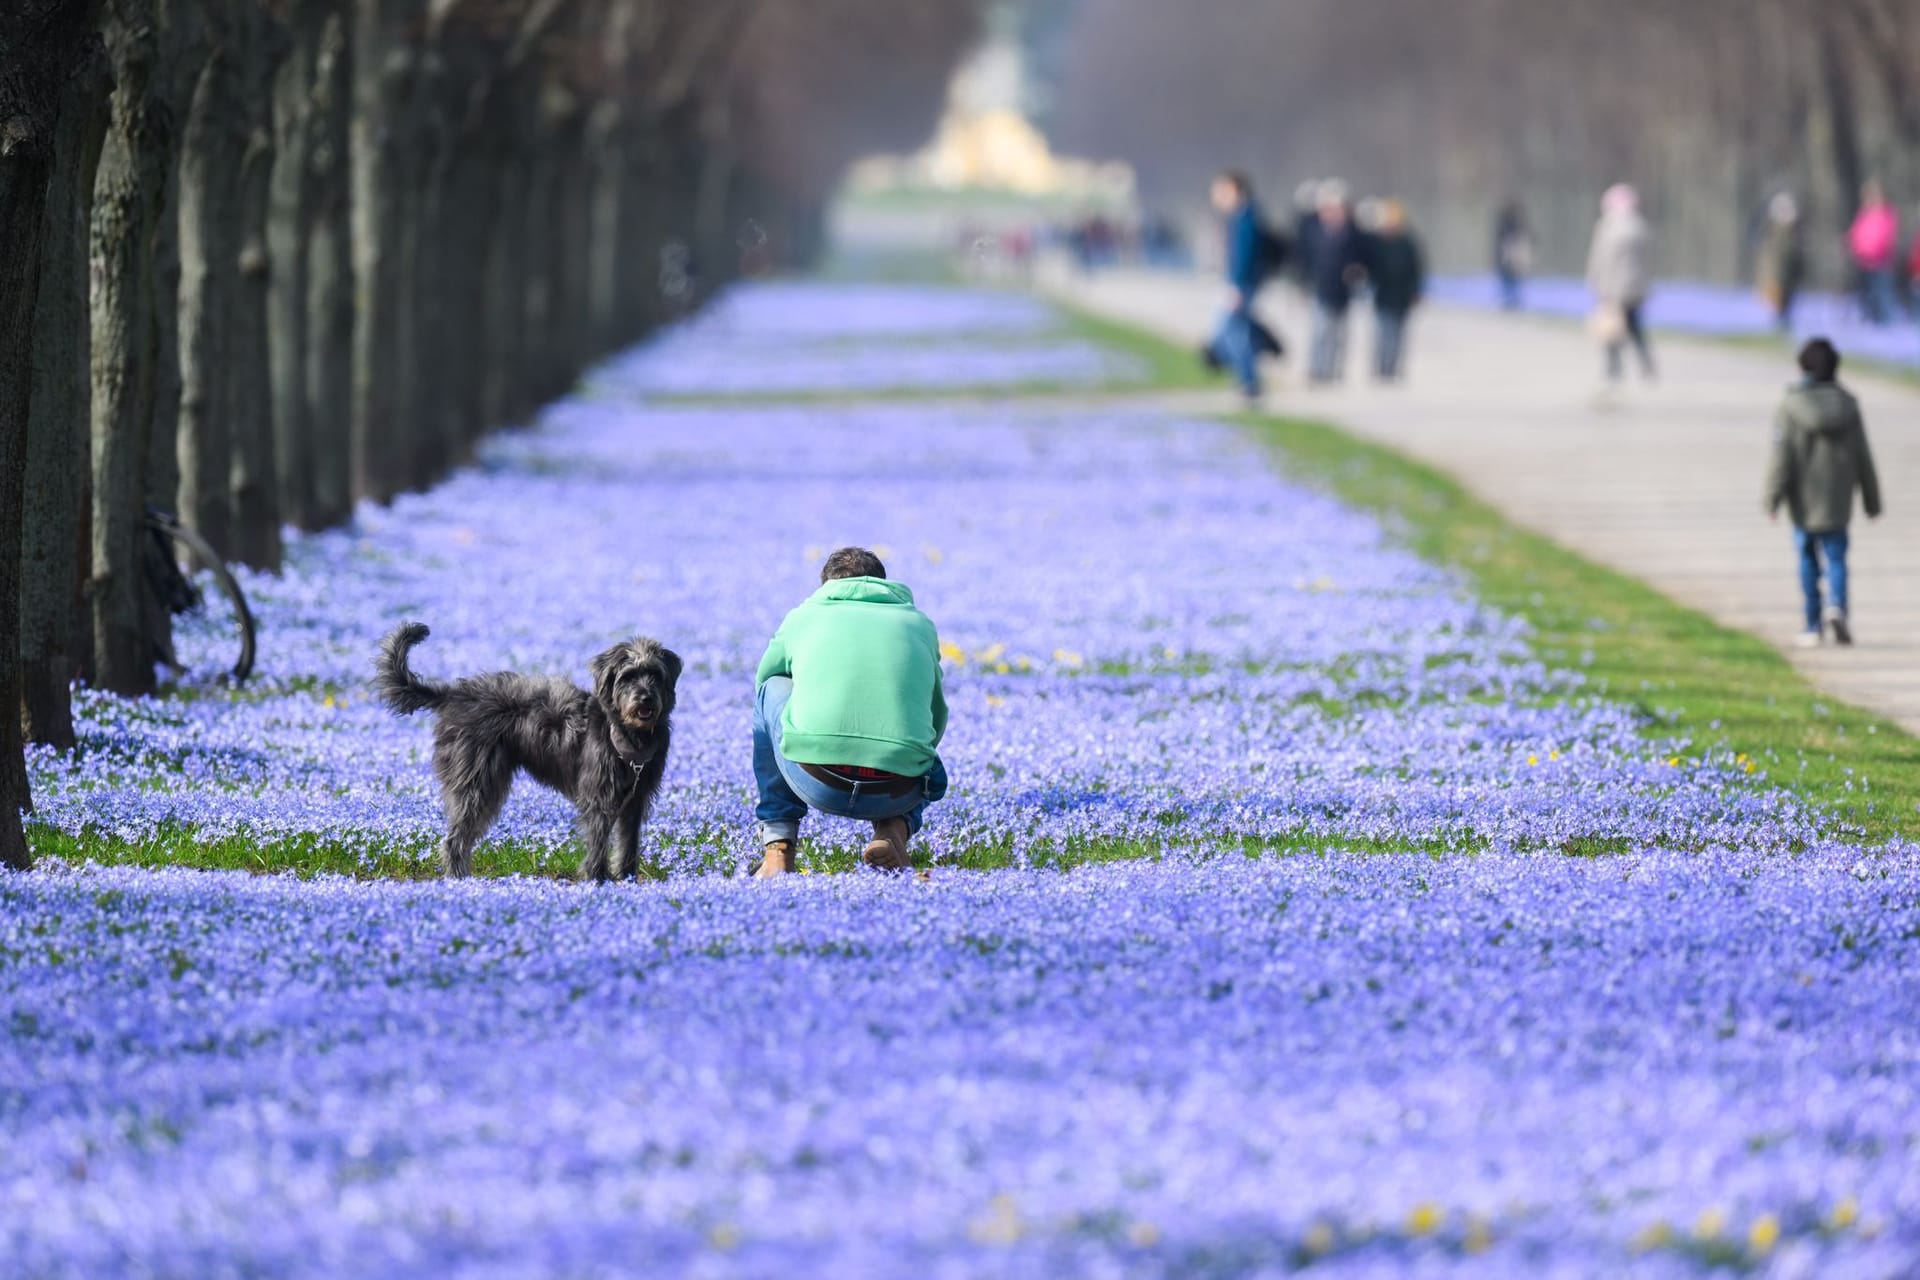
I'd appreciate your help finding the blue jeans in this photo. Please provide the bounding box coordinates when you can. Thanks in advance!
[1309,301,1348,382]
[1795,529,1849,631]
[753,676,947,847]
[1863,268,1899,325]
[1497,270,1523,311]
[1374,308,1409,379]
[1209,302,1259,395]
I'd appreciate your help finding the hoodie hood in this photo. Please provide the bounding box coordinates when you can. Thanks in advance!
[811,576,915,606]
[1794,382,1856,436]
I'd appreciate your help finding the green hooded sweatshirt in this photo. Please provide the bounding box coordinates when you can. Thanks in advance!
[755,577,947,775]
[1764,381,1883,532]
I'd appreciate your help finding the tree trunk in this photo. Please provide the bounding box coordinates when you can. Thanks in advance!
[479,87,531,431]
[0,142,51,872]
[267,8,316,530]
[350,0,413,505]
[3,0,95,869]
[226,8,283,571]
[90,9,173,697]
[175,44,238,558]
[20,33,109,751]
[304,12,354,527]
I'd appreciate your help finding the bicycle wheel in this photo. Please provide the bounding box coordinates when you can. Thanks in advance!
[144,512,257,684]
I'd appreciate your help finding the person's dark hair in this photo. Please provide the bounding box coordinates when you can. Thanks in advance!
[1799,338,1841,382]
[1216,169,1252,200]
[821,547,886,582]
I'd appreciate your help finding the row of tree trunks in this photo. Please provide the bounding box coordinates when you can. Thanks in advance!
[10,0,988,870]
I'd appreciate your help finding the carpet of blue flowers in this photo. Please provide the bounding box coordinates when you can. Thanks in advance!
[7,282,1919,1276]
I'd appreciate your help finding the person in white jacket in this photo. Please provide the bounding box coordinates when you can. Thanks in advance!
[1586,184,1656,384]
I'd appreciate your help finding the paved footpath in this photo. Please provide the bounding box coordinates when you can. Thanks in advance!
[1043,267,1920,733]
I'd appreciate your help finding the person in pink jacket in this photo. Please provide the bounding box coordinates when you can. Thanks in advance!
[1848,179,1901,325]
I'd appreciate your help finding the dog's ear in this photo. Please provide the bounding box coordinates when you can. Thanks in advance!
[656,646,683,687]
[589,645,625,703]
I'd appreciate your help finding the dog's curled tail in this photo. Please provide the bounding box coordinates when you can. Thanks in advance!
[373,622,448,715]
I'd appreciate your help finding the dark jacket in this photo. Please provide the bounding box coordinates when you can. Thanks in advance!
[1369,232,1425,314]
[1764,381,1883,532]
[1309,222,1368,309]
[1225,202,1261,297]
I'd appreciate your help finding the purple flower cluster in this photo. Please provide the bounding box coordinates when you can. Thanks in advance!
[1431,274,1920,369]
[598,282,1142,395]
[11,280,1919,1276]
[4,852,1918,1276]
[28,284,1817,872]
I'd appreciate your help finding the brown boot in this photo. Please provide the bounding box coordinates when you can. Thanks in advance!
[755,839,796,879]
[863,817,911,871]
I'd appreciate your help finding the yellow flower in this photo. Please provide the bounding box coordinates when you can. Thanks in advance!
[322,694,337,710]
[1527,754,1539,766]
[1630,1221,1673,1252]
[985,694,1006,709]
[1748,1213,1780,1255]
[1744,761,1757,774]
[1125,1220,1161,1248]
[1463,1217,1493,1254]
[1829,1196,1859,1230]
[1163,646,1179,660]
[975,642,1006,663]
[1694,1207,1726,1240]
[994,662,1012,675]
[939,641,967,665]
[1406,1203,1443,1236]
[923,545,945,565]
[967,1194,1023,1246]
[1301,1222,1335,1256]
[1667,756,1681,768]
[1549,750,1561,761]
[1053,648,1084,668]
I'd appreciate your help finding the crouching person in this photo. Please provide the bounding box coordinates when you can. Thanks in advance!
[753,547,949,876]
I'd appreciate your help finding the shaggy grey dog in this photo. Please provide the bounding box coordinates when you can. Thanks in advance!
[373,623,680,880]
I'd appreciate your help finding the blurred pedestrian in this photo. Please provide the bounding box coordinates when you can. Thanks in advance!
[1585,183,1655,385]
[1763,339,1882,647]
[1368,199,1425,381]
[1203,170,1282,403]
[1847,179,1900,325]
[1493,200,1532,310]
[1306,180,1368,385]
[1292,179,1322,287]
[1757,193,1806,334]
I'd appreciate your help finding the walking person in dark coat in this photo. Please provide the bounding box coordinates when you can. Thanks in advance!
[1493,200,1532,310]
[1204,170,1271,403]
[1763,339,1883,647]
[1369,200,1425,381]
[1757,193,1807,334]
[1306,181,1368,384]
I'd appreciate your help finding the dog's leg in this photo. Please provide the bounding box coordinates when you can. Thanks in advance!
[575,806,616,882]
[438,745,513,879]
[609,806,643,880]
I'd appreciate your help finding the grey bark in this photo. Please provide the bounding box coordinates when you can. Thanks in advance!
[304,12,353,526]
[4,0,97,869]
[349,0,413,505]
[90,6,172,696]
[226,7,284,571]
[174,43,236,557]
[267,8,317,529]
[21,33,109,751]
